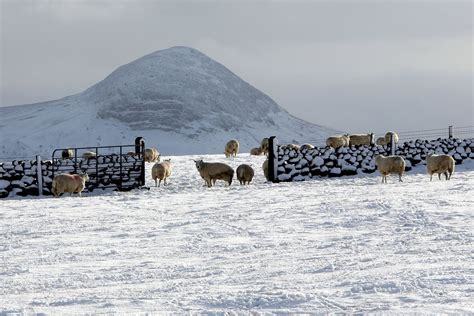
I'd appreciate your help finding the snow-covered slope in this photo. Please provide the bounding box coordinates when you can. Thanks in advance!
[1,155,473,313]
[0,46,337,158]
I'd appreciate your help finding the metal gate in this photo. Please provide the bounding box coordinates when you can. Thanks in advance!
[48,137,145,193]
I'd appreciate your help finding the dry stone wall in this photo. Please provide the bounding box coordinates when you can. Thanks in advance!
[276,137,473,182]
[0,154,144,198]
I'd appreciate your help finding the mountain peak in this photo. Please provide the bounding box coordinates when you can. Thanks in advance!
[86,45,284,132]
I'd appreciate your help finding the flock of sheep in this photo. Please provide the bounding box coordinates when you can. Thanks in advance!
[325,131,399,149]
[51,134,456,197]
[323,131,455,183]
[147,140,258,188]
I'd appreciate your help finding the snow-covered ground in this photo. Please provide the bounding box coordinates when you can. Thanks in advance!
[1,154,473,314]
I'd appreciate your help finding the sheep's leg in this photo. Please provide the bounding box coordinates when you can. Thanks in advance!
[444,172,449,180]
[430,174,433,181]
[438,173,441,180]
[155,179,157,187]
[399,174,403,182]
[158,179,161,187]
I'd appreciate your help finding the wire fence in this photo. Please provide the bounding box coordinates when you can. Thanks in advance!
[305,125,474,146]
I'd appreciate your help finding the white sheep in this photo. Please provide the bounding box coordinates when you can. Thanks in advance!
[349,134,374,146]
[250,147,263,156]
[151,159,173,187]
[374,155,405,183]
[82,151,97,160]
[52,173,89,197]
[236,164,254,185]
[224,140,239,158]
[300,144,315,151]
[326,135,350,148]
[376,137,387,146]
[384,131,399,144]
[426,154,455,181]
[194,159,234,187]
[145,148,160,162]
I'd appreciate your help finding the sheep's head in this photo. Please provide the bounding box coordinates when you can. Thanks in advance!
[80,173,90,182]
[193,159,204,170]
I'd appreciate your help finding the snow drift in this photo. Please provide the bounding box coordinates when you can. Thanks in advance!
[0,46,337,157]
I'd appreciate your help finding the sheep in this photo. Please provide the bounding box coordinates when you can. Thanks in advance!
[61,149,73,160]
[126,151,136,157]
[52,173,89,197]
[144,148,160,162]
[236,164,254,185]
[224,140,239,158]
[82,151,96,160]
[151,159,173,187]
[326,135,350,148]
[262,159,269,181]
[260,138,269,156]
[300,144,314,151]
[349,134,374,146]
[426,154,455,181]
[376,137,387,146]
[250,147,263,156]
[384,131,399,144]
[194,159,234,187]
[374,155,405,183]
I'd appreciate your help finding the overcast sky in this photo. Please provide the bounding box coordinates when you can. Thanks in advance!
[1,0,472,133]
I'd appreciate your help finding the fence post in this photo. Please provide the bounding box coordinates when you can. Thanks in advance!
[36,155,43,196]
[448,125,453,138]
[135,137,145,186]
[390,134,396,155]
[268,136,279,183]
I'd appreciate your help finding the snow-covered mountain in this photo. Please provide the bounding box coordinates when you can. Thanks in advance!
[0,46,337,157]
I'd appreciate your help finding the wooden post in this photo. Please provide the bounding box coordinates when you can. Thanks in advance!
[135,137,145,186]
[268,136,279,183]
[449,125,453,138]
[390,134,396,156]
[36,155,43,196]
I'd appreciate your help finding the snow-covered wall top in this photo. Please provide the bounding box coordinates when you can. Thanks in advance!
[0,46,337,158]
[276,137,474,182]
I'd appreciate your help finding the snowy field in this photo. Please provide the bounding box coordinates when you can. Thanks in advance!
[1,154,473,314]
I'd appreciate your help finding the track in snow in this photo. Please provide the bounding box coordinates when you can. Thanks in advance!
[1,155,473,314]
